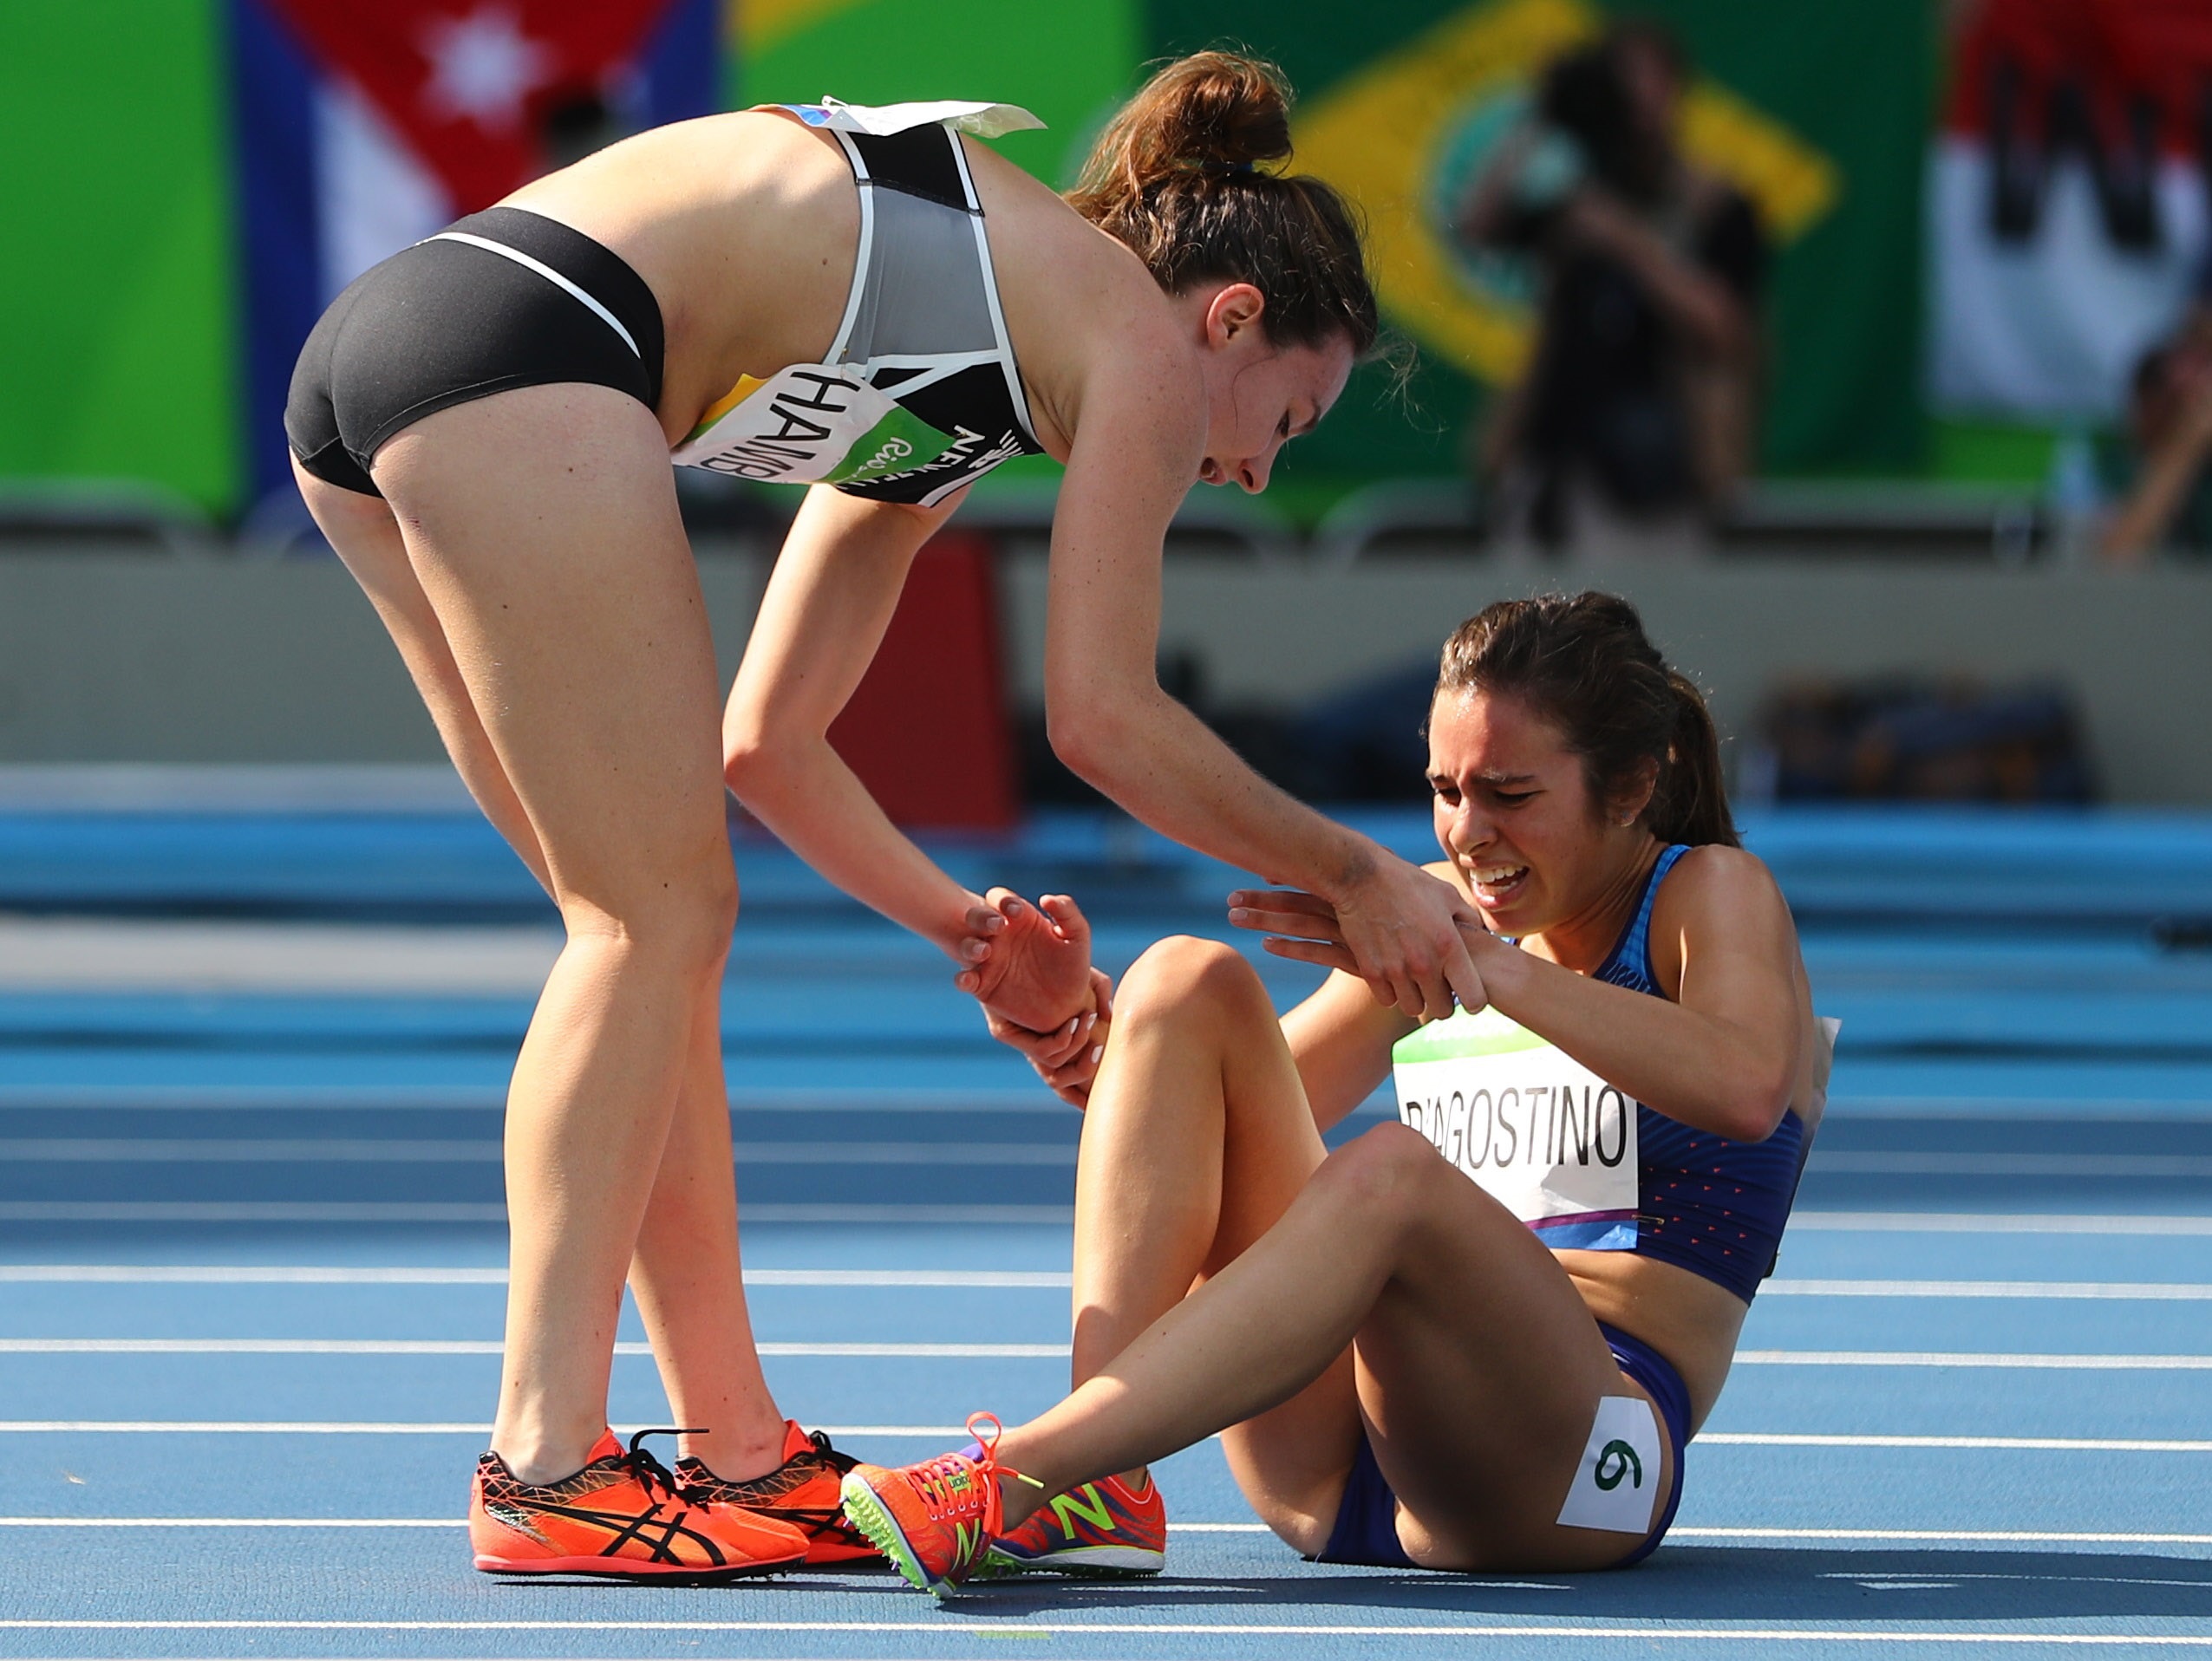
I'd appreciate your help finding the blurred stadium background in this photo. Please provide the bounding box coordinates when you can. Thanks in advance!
[3,0,2210,809]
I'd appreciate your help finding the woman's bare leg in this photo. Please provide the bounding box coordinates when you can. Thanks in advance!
[998,1120,1674,1571]
[627,967,785,1478]
[308,384,748,1482]
[1067,937,1360,1542]
[302,458,786,1479]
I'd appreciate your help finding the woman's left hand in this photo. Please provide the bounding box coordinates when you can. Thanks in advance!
[1229,885,1497,974]
[954,889,1098,1036]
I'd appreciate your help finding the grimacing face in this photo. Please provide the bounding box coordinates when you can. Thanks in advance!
[1426,687,1652,938]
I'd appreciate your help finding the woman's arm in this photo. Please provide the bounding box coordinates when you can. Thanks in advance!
[2102,383,2212,563]
[1234,847,1805,1143]
[1281,967,1417,1132]
[1473,846,1804,1142]
[1041,347,1485,1023]
[1555,187,1751,361]
[723,485,1089,1032]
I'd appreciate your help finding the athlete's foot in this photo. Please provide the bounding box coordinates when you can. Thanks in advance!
[676,1420,878,1565]
[838,1412,1039,1599]
[470,1427,809,1580]
[982,1467,1166,1577]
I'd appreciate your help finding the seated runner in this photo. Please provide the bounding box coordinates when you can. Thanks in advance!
[838,591,1836,1596]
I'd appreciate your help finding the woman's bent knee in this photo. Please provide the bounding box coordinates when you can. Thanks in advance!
[1308,1124,1451,1216]
[1118,935,1272,1027]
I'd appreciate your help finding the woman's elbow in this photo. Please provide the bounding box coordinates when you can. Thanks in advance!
[1713,1065,1797,1143]
[1045,703,1124,791]
[721,726,785,799]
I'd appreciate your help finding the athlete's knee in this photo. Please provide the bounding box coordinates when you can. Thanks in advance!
[558,843,737,977]
[1309,1123,1449,1218]
[1118,935,1270,1031]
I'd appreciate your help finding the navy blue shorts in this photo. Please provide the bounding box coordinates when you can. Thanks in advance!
[1313,1320,1691,1569]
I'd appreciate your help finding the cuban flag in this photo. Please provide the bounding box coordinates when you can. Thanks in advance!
[229,0,721,514]
[1929,0,2212,423]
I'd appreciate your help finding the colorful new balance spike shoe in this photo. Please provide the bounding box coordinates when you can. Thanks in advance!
[675,1419,878,1565]
[470,1427,809,1580]
[838,1412,1039,1599]
[983,1469,1166,1577]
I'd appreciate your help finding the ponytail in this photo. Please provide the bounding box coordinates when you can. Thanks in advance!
[1436,593,1739,849]
[1654,670,1736,847]
[1067,52,1380,355]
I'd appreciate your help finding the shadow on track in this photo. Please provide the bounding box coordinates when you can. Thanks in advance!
[931,1549,2212,1624]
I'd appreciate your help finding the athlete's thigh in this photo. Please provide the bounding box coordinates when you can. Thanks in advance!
[1354,1144,1673,1570]
[369,384,727,913]
[1198,974,1360,1548]
[293,460,547,881]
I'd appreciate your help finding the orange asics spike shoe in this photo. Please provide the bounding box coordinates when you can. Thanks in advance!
[471,1427,809,1580]
[838,1412,1040,1599]
[983,1469,1166,1578]
[675,1419,878,1566]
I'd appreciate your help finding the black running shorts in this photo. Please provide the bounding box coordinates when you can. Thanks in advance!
[285,206,666,498]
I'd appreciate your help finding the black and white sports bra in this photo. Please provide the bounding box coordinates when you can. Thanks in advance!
[670,98,1048,507]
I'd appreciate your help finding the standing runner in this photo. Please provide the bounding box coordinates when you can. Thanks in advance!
[286,52,1484,1579]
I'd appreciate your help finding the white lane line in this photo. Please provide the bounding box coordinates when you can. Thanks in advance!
[0,1515,1269,1530]
[0,1338,1072,1357]
[10,1619,2212,1644]
[7,1518,2207,1552]
[0,1139,1078,1166]
[1765,1280,2212,1300]
[0,1422,969,1436]
[1700,1434,2212,1453]
[1791,1213,2212,1236]
[0,1265,1074,1287]
[8,1423,2203,1454]
[0,1202,1074,1223]
[10,1339,2202,1366]
[1675,1527,2212,1546]
[11,1266,2210,1299]
[1811,1152,2212,1177]
[1735,1352,2212,1370]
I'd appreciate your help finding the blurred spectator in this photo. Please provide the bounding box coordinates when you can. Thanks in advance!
[1755,675,2093,804]
[2100,328,2212,564]
[1457,21,1765,551]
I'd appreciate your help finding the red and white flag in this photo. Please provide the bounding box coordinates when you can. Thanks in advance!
[1930,0,2212,421]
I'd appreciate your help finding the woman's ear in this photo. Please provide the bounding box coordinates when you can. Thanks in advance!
[1203,282,1268,347]
[1610,756,1661,827]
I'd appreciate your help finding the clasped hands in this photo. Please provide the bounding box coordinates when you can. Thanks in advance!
[953,860,1489,1106]
[952,888,1113,1106]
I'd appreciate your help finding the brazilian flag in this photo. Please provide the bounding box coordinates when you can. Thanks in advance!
[748,0,1930,503]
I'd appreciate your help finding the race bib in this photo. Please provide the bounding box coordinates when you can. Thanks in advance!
[1556,1395,1665,1534]
[1391,1005,1638,1249]
[670,367,967,488]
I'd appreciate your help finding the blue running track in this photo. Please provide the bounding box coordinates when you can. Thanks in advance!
[3,803,2212,1657]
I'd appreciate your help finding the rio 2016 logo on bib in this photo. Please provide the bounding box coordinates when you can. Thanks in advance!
[1390,1004,1639,1250]
[671,367,960,488]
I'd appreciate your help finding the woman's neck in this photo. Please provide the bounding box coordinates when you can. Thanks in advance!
[1521,835,1663,975]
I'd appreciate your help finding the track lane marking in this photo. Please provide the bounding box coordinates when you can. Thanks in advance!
[0,1202,1078,1223]
[7,1339,2208,1366]
[5,1423,2209,1452]
[0,1339,1073,1357]
[0,1138,1080,1165]
[9,1266,2212,1299]
[1735,1352,2212,1370]
[1791,1214,2212,1236]
[7,1619,2212,1643]
[0,1265,1076,1287]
